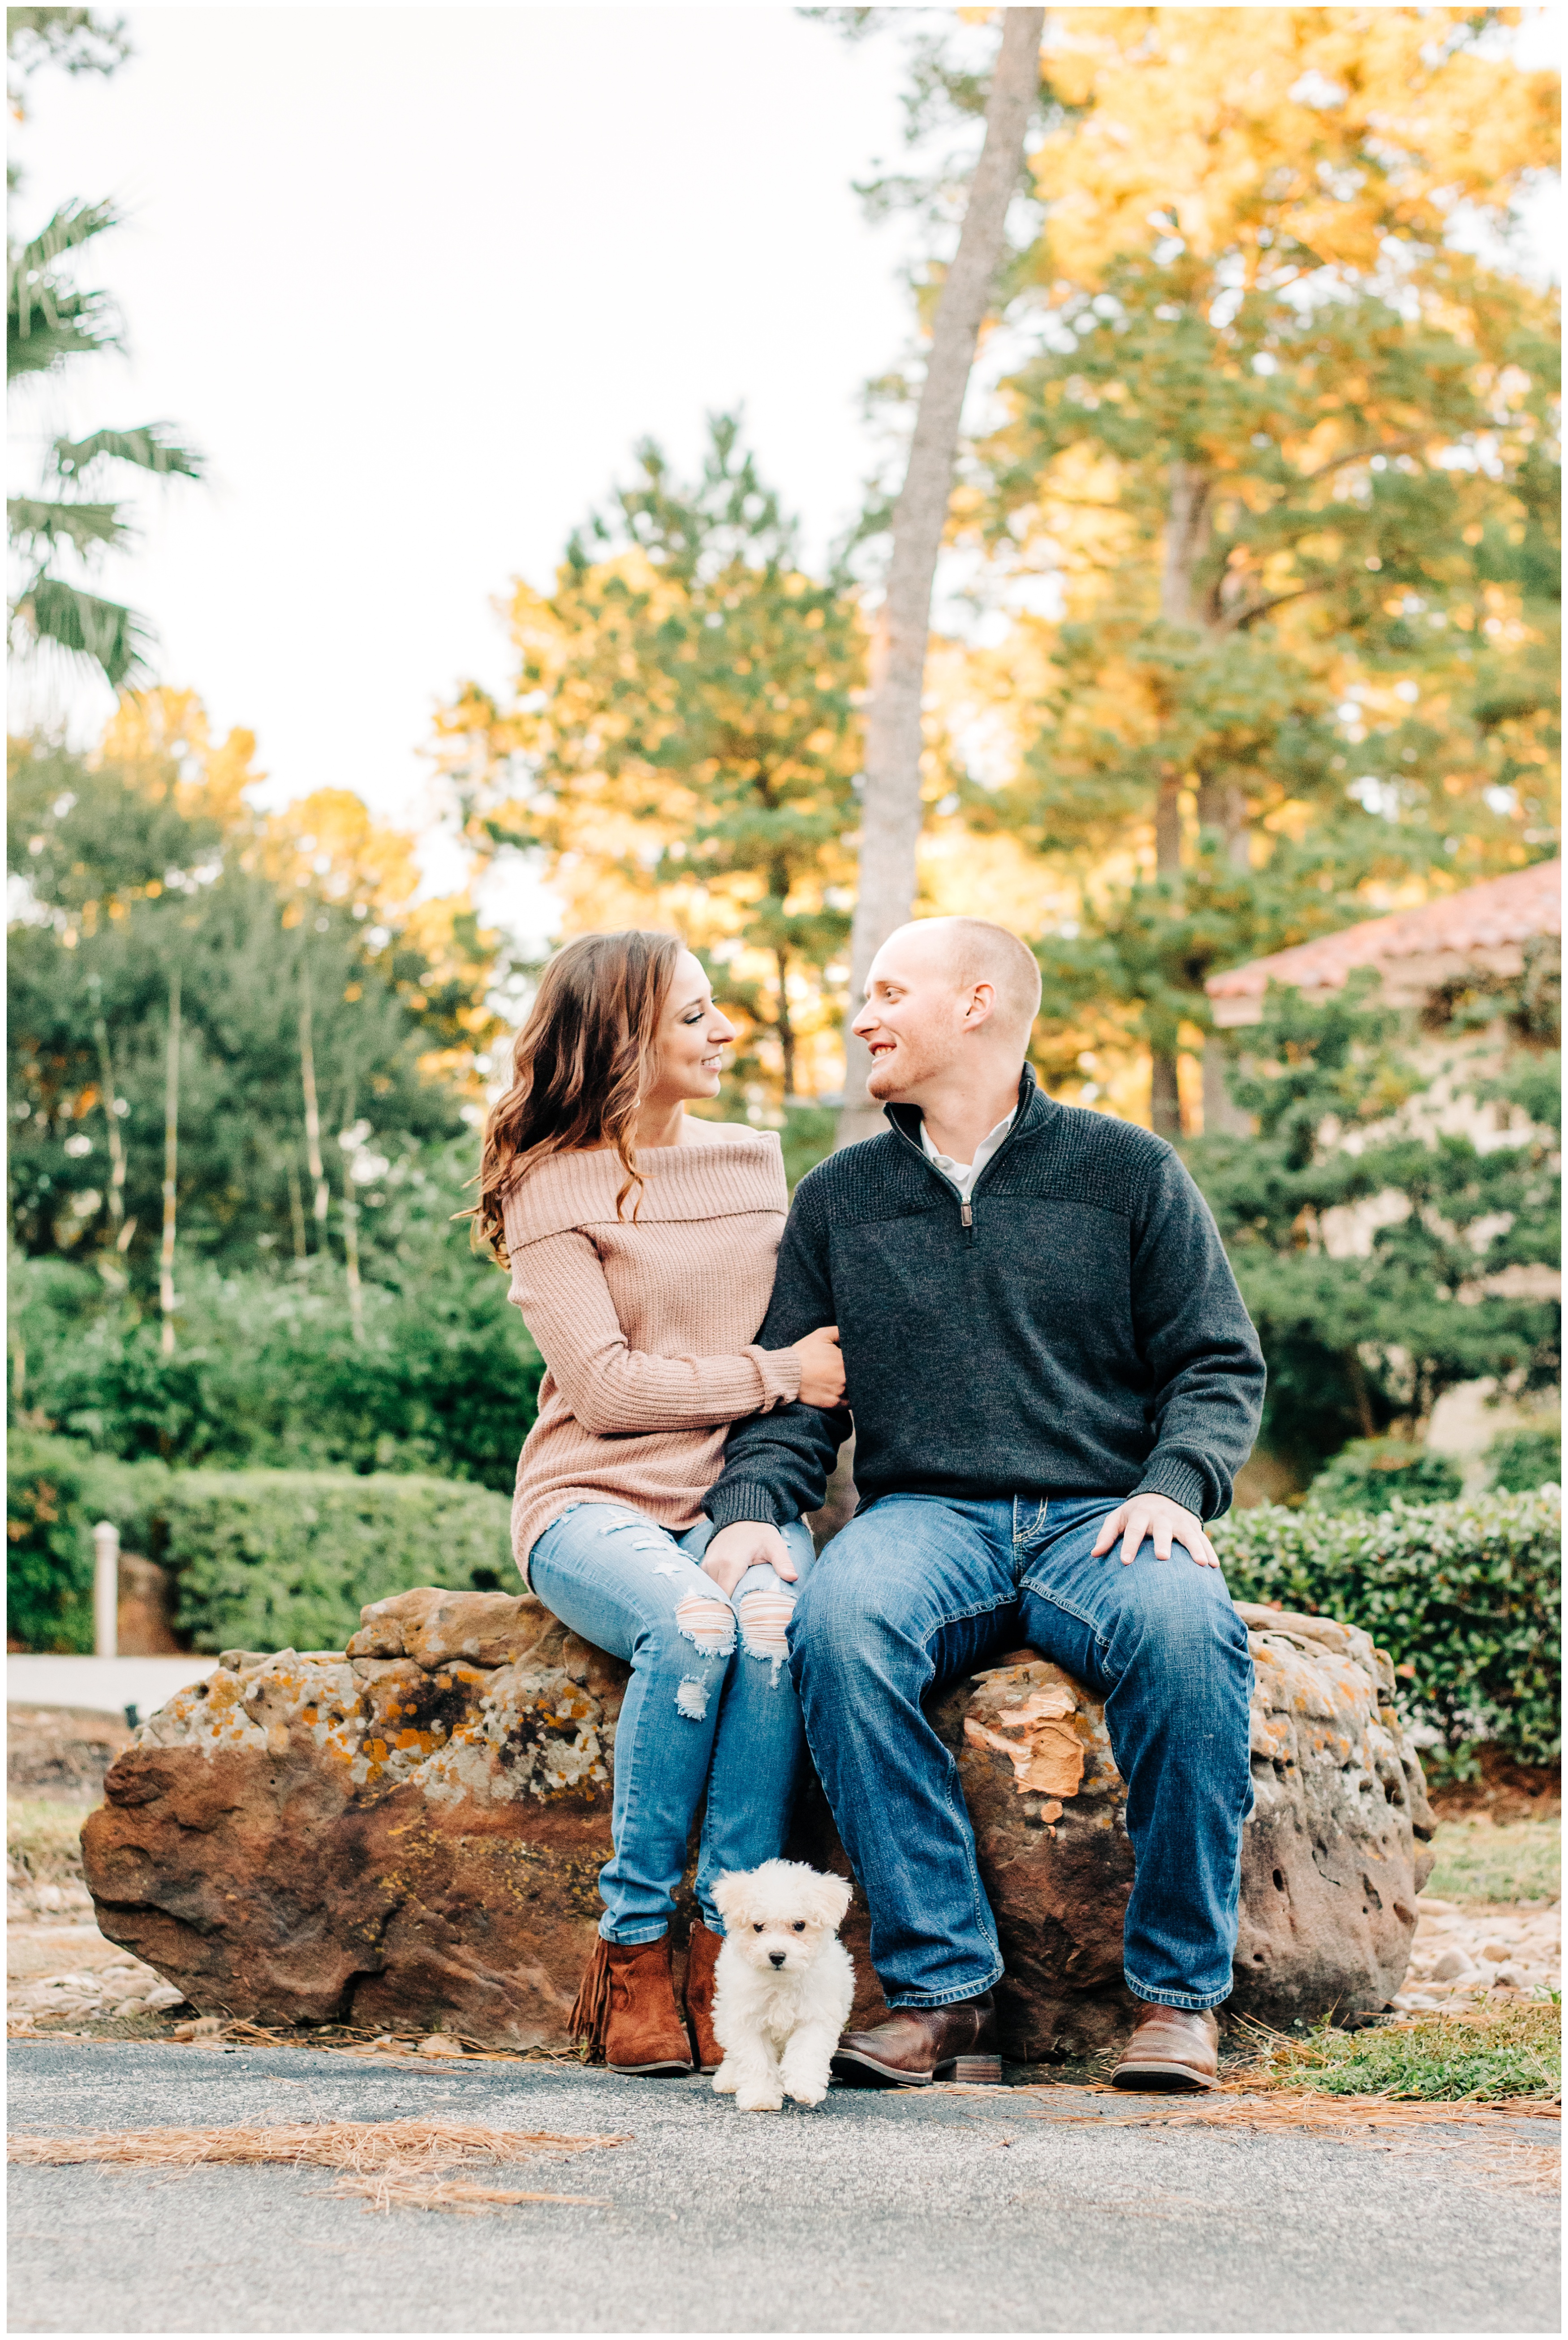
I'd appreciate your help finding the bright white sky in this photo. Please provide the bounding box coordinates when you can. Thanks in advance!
[10,3,918,886]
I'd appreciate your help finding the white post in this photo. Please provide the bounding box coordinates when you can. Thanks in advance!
[92,1521,120,1659]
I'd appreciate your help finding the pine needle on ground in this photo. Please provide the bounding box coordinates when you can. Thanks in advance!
[7,2118,629,2215]
[1037,2085,1560,2193]
[211,2020,576,2065]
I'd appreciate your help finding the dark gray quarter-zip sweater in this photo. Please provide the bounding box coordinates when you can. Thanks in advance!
[703,1068,1266,1532]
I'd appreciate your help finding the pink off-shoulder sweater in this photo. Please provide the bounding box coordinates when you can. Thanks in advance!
[502,1127,802,1579]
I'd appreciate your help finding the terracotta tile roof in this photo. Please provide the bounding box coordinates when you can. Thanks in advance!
[1207,861,1562,1007]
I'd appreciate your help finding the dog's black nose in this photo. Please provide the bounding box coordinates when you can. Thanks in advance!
[769,1951,787,1968]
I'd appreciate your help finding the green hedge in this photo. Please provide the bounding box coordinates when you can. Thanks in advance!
[1215,1487,1561,1768]
[1306,1437,1463,1515]
[164,1470,514,1652]
[1486,1423,1561,1495]
[6,1436,514,1654]
[6,1432,173,1652]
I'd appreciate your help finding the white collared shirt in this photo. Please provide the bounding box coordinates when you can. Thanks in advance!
[919,1108,1016,1202]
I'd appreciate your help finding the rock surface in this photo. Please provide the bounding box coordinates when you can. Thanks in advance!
[934,1603,1436,2056]
[82,1589,1435,2056]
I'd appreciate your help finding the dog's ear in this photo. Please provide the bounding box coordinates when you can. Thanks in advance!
[811,1871,853,1929]
[710,1871,746,1927]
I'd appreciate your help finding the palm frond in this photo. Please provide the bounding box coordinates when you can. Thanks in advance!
[6,289,114,378]
[15,574,153,688]
[7,198,121,377]
[53,422,204,481]
[13,196,121,278]
[7,496,132,554]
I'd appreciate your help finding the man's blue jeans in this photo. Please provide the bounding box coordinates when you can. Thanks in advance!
[787,1493,1254,2011]
[530,1503,816,1944]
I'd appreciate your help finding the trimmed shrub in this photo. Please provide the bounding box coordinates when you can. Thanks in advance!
[1486,1422,1561,1495]
[31,1272,542,1494]
[162,1469,514,1653]
[1306,1438,1464,1515]
[1214,1487,1561,1767]
[6,1432,172,1652]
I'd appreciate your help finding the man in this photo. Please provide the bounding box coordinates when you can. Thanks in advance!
[701,916,1265,2091]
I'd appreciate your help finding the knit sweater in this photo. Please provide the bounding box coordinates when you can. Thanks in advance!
[704,1068,1266,1533]
[502,1128,801,1577]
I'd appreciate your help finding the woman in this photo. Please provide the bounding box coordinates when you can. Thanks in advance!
[473,929,844,2078]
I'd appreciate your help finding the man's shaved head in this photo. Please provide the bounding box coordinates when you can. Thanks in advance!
[890,917,1042,1045]
[855,917,1042,1110]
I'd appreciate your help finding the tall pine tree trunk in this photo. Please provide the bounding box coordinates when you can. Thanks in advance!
[285,1156,308,1263]
[298,962,330,1238]
[1196,779,1253,1135]
[774,946,797,1103]
[1148,460,1216,1137]
[159,970,181,1357]
[836,5,1044,1147]
[339,1076,365,1345]
[1149,769,1184,1138]
[89,983,132,1250]
[1160,459,1211,628]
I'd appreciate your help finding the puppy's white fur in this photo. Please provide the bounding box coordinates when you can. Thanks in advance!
[709,1860,854,2112]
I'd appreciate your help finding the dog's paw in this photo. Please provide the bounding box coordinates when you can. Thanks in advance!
[734,2084,785,2112]
[784,2077,828,2107]
[710,2061,737,2096]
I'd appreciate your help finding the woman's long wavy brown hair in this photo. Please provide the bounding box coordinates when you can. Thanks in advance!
[469,929,683,1267]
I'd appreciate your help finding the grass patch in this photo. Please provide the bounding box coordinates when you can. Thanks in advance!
[1251,2002,1561,2102]
[6,1797,96,1884]
[1426,1818,1561,1906]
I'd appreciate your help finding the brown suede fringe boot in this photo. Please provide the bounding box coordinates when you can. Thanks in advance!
[569,1932,694,2076]
[683,1919,724,2074]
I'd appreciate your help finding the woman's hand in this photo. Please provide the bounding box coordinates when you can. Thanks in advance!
[702,1520,797,1595]
[790,1324,845,1409]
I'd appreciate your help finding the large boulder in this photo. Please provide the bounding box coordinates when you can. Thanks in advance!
[936,1603,1435,2057]
[82,1589,1434,2057]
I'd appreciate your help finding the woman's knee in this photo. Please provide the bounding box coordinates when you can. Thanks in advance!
[633,1597,736,1726]
[734,1571,797,1668]
[671,1590,738,1661]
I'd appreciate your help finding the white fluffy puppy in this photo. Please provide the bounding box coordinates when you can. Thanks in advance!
[709,1860,855,2111]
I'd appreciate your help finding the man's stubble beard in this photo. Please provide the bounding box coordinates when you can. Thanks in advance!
[864,1039,941,1103]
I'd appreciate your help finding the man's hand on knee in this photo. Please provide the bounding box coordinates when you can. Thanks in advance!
[1091,1493,1219,1570]
[702,1519,797,1596]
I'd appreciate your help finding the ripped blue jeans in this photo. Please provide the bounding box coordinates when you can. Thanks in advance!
[528,1502,817,1944]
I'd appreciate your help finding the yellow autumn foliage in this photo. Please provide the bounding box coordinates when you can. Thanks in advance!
[95,687,261,836]
[1035,7,1559,282]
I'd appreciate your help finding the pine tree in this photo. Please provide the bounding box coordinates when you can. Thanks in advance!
[963,8,1560,1130]
[1188,962,1560,1482]
[433,417,865,1109]
[7,697,502,1283]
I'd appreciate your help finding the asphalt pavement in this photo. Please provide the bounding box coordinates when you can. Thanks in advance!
[8,2039,1559,2333]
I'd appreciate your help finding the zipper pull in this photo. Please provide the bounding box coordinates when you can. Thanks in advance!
[960,1197,974,1240]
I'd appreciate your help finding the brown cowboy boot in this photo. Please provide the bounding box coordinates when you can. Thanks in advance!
[683,1918,724,2074]
[1110,2003,1220,2092]
[569,1931,695,2076]
[831,1992,1001,2088]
